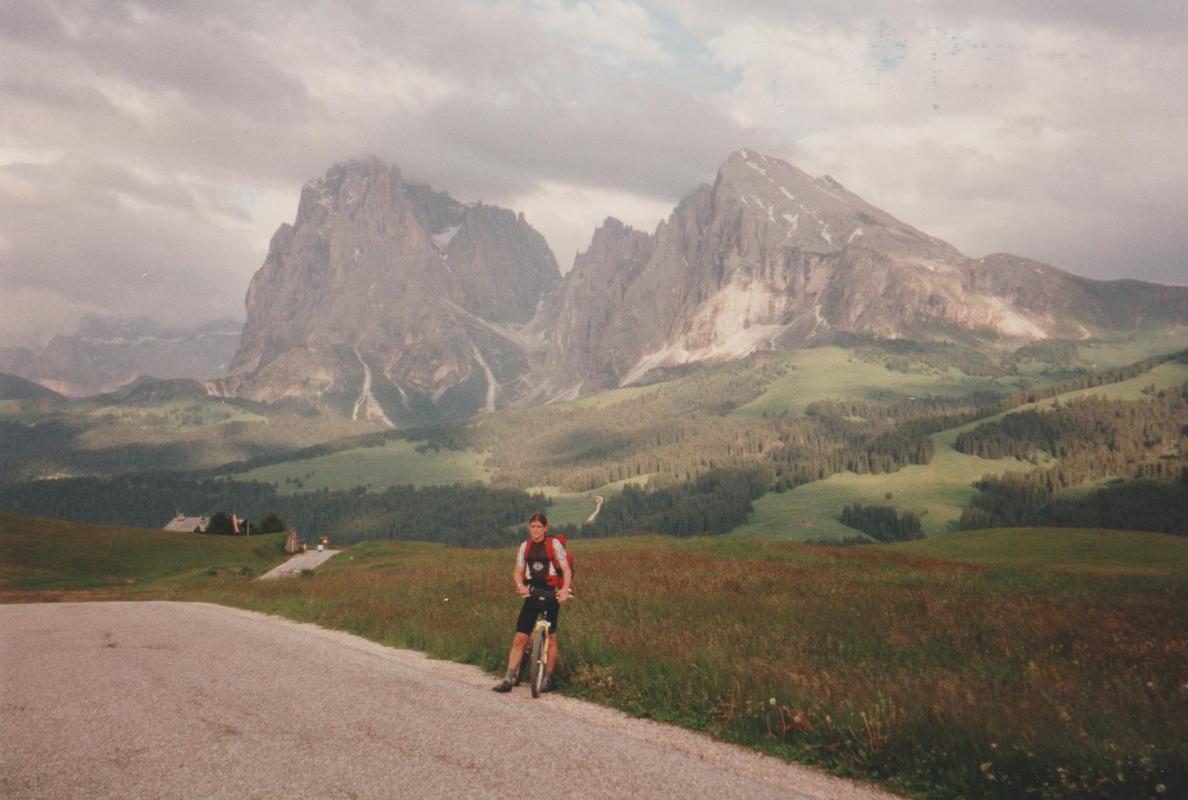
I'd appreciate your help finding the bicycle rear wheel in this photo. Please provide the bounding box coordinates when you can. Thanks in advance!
[530,626,547,698]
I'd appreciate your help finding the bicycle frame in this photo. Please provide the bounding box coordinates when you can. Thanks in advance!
[518,586,556,698]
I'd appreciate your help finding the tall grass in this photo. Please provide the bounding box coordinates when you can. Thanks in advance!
[0,513,287,591]
[172,530,1187,799]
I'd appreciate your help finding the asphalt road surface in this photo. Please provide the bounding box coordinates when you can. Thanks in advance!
[1,602,901,800]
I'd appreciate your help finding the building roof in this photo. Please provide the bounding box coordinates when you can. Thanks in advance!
[163,513,208,532]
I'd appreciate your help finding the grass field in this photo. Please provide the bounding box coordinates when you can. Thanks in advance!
[1076,328,1188,369]
[231,439,493,492]
[731,347,1018,418]
[891,527,1188,576]
[154,527,1187,800]
[550,382,669,410]
[5,516,1185,797]
[734,357,1187,542]
[83,398,269,431]
[528,475,655,527]
[0,513,287,592]
[734,425,1035,541]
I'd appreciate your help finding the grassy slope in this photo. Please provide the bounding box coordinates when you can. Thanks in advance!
[528,475,656,528]
[163,527,1186,800]
[550,382,668,410]
[891,526,1188,576]
[731,347,1017,418]
[219,347,1029,497]
[0,513,287,591]
[156,337,1185,503]
[736,359,1188,542]
[81,398,268,431]
[232,438,493,493]
[1076,328,1188,368]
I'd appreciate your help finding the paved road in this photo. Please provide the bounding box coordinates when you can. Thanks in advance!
[0,602,900,800]
[259,549,341,579]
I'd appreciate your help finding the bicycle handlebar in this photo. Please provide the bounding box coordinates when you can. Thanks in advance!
[526,585,574,601]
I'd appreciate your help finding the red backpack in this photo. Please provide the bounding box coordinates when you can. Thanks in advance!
[537,534,574,588]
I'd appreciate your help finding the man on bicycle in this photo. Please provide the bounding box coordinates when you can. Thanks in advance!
[492,512,572,693]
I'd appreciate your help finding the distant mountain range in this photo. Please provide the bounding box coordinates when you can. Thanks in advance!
[216,151,1186,423]
[0,316,240,397]
[536,151,1187,397]
[8,151,1186,417]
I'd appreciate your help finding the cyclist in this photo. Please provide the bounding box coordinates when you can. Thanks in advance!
[492,512,572,693]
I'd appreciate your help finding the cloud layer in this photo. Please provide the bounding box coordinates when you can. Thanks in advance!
[1,0,1185,346]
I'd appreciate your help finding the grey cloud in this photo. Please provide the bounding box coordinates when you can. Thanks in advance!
[659,0,1188,40]
[0,0,1184,350]
[418,82,748,202]
[0,162,258,339]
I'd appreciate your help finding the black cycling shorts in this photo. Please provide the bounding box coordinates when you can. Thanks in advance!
[515,592,560,635]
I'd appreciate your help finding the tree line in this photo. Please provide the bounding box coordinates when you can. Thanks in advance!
[556,468,769,539]
[957,384,1187,534]
[838,503,924,542]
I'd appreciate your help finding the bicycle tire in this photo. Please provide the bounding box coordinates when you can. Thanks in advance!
[530,625,547,698]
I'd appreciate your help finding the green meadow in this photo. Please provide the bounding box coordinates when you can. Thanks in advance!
[5,513,1185,798]
[82,398,269,431]
[527,475,655,527]
[164,526,1185,800]
[731,347,1017,418]
[735,356,1186,542]
[0,513,286,592]
[735,425,1035,541]
[232,438,493,492]
[548,382,668,410]
[1076,328,1188,369]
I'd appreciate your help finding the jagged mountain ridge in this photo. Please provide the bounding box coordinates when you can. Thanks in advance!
[221,150,1187,421]
[534,149,1187,396]
[221,158,561,425]
[0,316,241,398]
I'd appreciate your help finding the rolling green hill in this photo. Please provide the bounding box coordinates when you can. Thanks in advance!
[233,438,493,492]
[2,339,1184,545]
[890,526,1188,576]
[0,513,287,591]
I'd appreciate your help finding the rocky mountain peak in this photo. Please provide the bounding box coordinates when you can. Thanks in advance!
[225,157,561,425]
[533,149,1188,392]
[713,149,958,261]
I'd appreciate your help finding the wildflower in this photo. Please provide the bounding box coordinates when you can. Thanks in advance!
[769,697,777,706]
[1156,785,1166,794]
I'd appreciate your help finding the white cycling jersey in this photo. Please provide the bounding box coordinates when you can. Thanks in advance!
[516,537,568,585]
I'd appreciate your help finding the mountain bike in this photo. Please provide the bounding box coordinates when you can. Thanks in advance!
[515,586,557,698]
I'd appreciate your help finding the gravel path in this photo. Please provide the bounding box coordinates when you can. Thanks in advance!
[258,549,341,579]
[0,602,902,800]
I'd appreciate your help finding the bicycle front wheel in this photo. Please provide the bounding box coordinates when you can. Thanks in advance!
[530,626,547,698]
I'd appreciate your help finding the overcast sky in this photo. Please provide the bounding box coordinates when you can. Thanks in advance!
[2,0,1186,347]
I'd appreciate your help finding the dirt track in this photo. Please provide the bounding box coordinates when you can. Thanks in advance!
[0,602,900,800]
